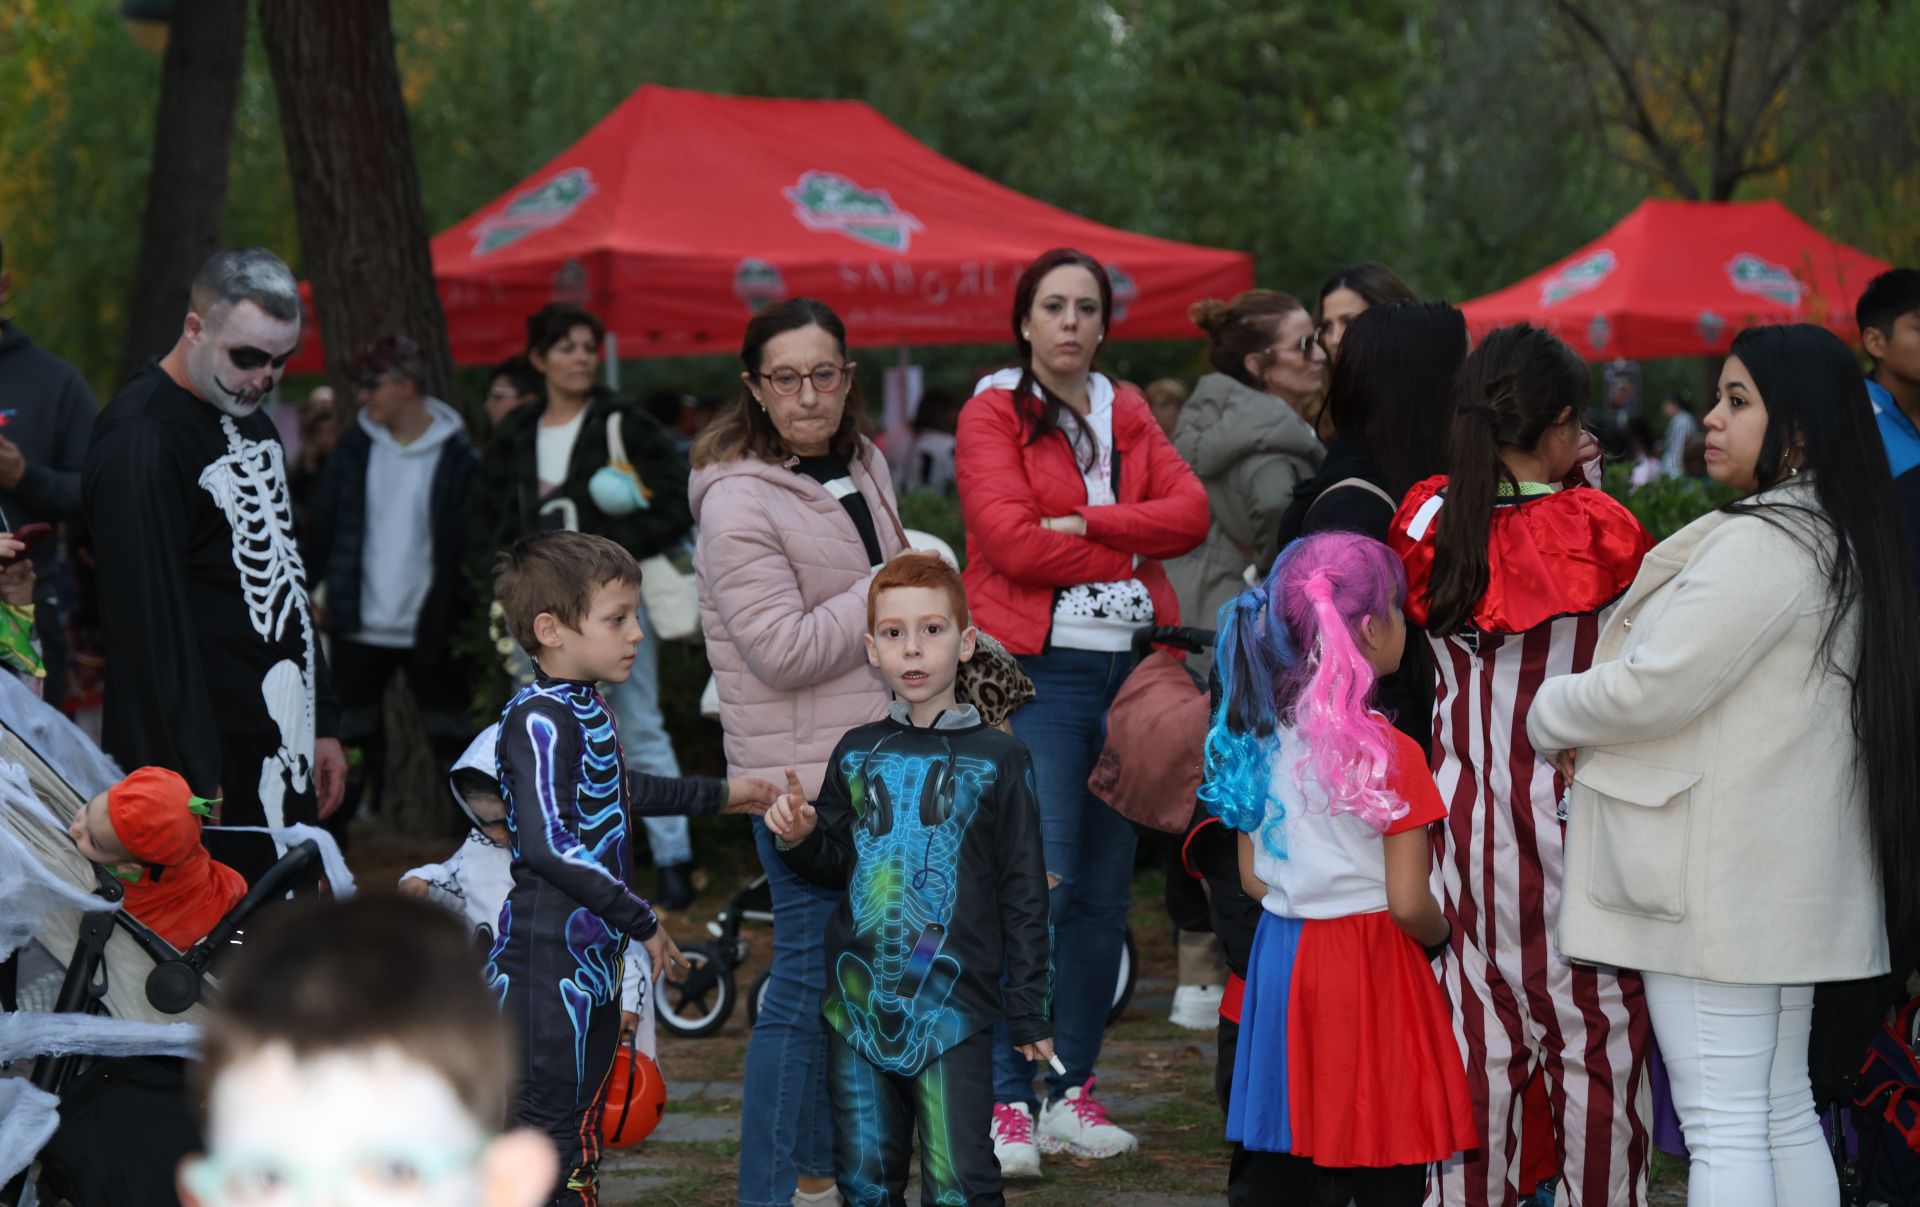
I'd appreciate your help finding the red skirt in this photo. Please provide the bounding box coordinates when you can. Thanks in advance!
[1228,909,1477,1167]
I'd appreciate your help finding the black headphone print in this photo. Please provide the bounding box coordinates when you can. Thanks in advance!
[858,734,959,840]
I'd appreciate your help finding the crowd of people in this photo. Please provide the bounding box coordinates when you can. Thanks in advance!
[5,220,1920,1207]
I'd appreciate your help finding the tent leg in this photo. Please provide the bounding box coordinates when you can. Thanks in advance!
[605,332,621,393]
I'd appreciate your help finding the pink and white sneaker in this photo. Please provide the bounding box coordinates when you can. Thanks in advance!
[991,1101,1042,1178]
[1037,1077,1139,1158]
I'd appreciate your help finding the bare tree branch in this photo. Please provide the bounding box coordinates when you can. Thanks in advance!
[1553,0,1703,197]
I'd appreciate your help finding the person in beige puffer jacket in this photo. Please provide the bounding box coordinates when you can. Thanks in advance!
[691,298,906,1207]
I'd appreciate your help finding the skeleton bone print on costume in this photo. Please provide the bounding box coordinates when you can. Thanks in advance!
[197,415,316,840]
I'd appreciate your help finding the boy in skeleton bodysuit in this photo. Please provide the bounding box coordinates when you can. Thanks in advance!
[83,247,346,885]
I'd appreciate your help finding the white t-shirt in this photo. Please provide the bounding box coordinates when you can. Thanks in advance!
[536,408,588,496]
[1251,722,1446,920]
[972,370,1153,652]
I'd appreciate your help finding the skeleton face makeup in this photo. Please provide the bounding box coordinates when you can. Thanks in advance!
[185,301,301,419]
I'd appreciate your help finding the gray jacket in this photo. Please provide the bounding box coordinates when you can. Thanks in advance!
[1165,373,1323,645]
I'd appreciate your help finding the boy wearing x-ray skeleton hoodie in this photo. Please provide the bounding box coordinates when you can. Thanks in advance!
[767,552,1051,1206]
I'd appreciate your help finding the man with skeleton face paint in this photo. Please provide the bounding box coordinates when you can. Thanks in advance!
[83,246,346,887]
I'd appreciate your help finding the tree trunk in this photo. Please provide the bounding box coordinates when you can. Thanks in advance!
[260,0,455,825]
[114,0,249,390]
[256,0,454,400]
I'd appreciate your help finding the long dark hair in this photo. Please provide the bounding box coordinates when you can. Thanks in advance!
[691,297,869,468]
[1317,261,1417,313]
[1426,324,1588,634]
[1007,248,1110,470]
[1722,323,1920,942]
[1326,300,1468,502]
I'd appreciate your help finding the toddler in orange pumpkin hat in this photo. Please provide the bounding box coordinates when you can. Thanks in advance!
[68,766,248,951]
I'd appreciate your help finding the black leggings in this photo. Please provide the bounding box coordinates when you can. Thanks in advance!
[1264,1155,1426,1206]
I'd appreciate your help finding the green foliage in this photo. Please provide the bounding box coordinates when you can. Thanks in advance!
[1603,468,1742,541]
[895,489,966,567]
[6,0,1920,400]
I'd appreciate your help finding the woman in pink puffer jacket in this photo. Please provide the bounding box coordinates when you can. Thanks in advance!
[690,298,905,1207]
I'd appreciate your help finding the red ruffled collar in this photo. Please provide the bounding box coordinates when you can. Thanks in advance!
[1389,475,1653,635]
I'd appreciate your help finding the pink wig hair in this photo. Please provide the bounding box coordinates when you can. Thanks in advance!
[1274,531,1408,832]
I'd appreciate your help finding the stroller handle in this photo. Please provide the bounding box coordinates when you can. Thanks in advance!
[189,840,326,968]
[1130,625,1217,660]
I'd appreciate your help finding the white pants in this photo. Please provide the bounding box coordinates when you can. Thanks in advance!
[1641,973,1836,1207]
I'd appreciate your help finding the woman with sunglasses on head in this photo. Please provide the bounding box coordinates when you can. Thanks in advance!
[1528,325,1920,1207]
[471,302,700,908]
[1165,290,1326,676]
[956,247,1208,1175]
[690,298,908,1207]
[1389,324,1656,1207]
[1315,260,1417,364]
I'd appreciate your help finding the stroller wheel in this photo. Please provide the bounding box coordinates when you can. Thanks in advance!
[654,944,736,1038]
[1107,926,1138,1027]
[747,967,772,1028]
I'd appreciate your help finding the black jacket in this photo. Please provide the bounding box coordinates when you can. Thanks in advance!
[305,417,477,657]
[1275,435,1434,750]
[0,320,95,573]
[781,712,1052,1075]
[470,389,692,584]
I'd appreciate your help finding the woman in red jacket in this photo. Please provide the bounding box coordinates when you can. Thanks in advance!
[956,247,1208,1174]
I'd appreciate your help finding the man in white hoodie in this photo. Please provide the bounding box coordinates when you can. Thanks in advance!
[306,335,478,845]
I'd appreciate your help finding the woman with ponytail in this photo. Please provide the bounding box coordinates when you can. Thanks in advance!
[1388,324,1655,1207]
[1203,530,1474,1205]
[1528,325,1920,1207]
[956,247,1208,1171]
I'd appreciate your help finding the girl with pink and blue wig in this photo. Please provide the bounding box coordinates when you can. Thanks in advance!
[1204,530,1476,1205]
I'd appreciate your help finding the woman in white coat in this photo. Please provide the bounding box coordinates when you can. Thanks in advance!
[1528,324,1920,1207]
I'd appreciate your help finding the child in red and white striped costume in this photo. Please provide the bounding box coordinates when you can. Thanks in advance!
[1391,324,1656,1207]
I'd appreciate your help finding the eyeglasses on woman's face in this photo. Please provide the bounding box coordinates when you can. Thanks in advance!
[752,364,853,396]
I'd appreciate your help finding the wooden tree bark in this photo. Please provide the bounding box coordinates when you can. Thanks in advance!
[257,0,454,400]
[115,0,249,389]
[259,0,454,832]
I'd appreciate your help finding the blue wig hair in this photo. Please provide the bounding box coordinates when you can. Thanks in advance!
[1199,531,1409,860]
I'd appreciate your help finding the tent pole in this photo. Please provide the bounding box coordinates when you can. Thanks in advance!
[605,332,621,393]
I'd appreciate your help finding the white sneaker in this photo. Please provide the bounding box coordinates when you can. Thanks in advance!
[1037,1078,1138,1158]
[1168,984,1225,1030]
[991,1101,1042,1179]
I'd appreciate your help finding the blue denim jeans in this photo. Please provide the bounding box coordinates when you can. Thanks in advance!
[992,647,1138,1108]
[739,817,839,1204]
[601,598,692,867]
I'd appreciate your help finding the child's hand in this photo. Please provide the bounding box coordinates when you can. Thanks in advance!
[619,1010,639,1045]
[397,876,430,899]
[644,927,689,983]
[724,775,782,816]
[765,769,816,844]
[1016,1037,1057,1067]
[1551,748,1578,781]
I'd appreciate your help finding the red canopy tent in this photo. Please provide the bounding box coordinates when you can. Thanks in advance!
[1457,199,1889,361]
[290,85,1250,372]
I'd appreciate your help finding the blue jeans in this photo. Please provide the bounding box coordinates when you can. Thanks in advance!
[739,817,839,1204]
[602,598,692,867]
[993,647,1137,1108]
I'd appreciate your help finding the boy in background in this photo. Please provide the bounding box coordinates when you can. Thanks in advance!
[485,531,689,1206]
[182,893,558,1207]
[767,551,1052,1204]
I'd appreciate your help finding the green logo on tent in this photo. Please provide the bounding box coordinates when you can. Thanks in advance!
[1725,254,1804,307]
[1105,262,1139,322]
[733,258,787,313]
[473,168,596,257]
[785,171,923,253]
[1538,250,1616,307]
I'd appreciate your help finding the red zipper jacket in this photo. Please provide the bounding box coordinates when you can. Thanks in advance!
[956,382,1209,655]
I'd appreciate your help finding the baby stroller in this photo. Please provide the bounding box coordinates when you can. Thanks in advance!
[0,672,330,1206]
[653,872,1141,1039]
